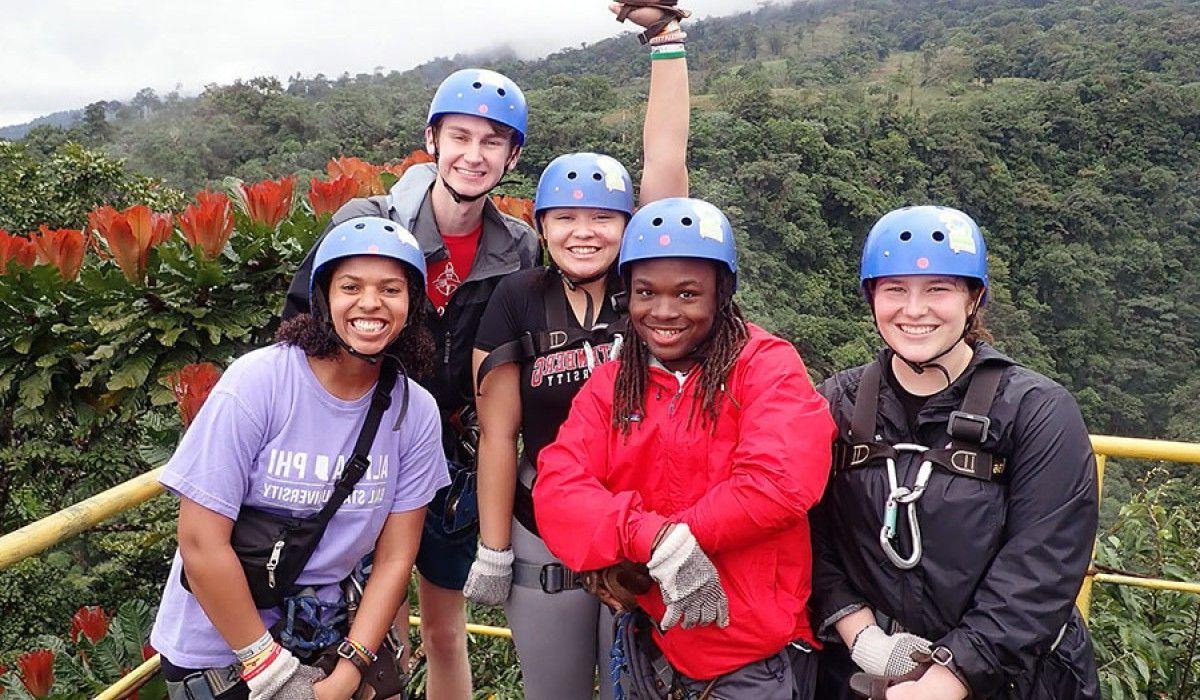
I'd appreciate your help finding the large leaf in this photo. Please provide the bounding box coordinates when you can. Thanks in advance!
[106,352,156,391]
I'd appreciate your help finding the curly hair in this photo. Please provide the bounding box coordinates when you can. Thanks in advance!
[276,265,435,378]
[612,267,749,435]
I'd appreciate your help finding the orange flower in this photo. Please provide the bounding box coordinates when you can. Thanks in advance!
[327,156,385,197]
[88,205,173,284]
[179,191,234,258]
[69,606,110,644]
[491,195,536,228]
[383,150,435,180]
[30,226,86,281]
[240,177,295,229]
[168,362,222,427]
[17,649,54,698]
[0,229,38,274]
[308,175,359,218]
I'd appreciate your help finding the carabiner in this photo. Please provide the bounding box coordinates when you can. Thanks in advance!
[879,445,934,570]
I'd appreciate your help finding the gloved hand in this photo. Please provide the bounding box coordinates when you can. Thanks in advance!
[242,644,303,700]
[850,624,933,677]
[274,664,325,700]
[647,523,729,630]
[463,542,514,606]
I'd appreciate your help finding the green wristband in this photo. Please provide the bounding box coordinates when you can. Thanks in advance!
[651,50,687,61]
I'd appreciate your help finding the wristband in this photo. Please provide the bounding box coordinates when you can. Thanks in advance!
[651,49,687,61]
[234,631,274,662]
[239,643,282,681]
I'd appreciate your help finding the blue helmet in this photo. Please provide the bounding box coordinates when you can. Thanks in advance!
[860,205,988,303]
[311,217,426,299]
[534,153,635,227]
[618,198,738,288]
[427,69,528,146]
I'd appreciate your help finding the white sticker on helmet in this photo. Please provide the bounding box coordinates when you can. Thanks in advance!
[596,155,628,192]
[941,211,977,254]
[395,228,420,250]
[696,201,725,243]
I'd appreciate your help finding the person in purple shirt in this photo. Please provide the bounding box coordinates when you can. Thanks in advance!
[151,217,450,700]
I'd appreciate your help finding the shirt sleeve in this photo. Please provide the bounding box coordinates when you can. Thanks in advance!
[159,389,265,520]
[474,273,526,353]
[533,369,670,569]
[678,338,837,554]
[390,386,451,512]
[937,381,1099,696]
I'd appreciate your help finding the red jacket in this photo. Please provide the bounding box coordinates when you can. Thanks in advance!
[534,324,836,679]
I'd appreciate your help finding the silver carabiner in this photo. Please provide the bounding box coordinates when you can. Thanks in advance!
[879,444,934,570]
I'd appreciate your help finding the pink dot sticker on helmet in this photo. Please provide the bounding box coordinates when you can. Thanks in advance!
[573,189,584,200]
[478,104,489,114]
[916,257,930,269]
[367,245,380,253]
[659,234,671,246]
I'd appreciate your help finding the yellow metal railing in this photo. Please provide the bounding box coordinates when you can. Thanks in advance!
[2,434,1199,699]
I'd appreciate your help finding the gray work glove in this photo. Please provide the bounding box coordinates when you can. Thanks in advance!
[272,664,325,700]
[850,624,933,677]
[245,646,325,700]
[647,523,729,630]
[463,542,514,606]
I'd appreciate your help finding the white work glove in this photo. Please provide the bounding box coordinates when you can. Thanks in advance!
[241,644,300,700]
[647,524,729,630]
[463,542,514,606]
[850,624,933,677]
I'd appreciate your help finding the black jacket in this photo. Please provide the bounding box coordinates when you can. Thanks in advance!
[812,344,1100,699]
[282,164,540,433]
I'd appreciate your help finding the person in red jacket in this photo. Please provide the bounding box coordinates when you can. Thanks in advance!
[533,197,837,698]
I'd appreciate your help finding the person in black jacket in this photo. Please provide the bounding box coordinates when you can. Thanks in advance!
[811,205,1101,699]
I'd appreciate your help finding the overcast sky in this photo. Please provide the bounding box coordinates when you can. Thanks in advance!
[0,0,770,127]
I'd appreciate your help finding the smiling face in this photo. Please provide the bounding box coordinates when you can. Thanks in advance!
[326,255,412,358]
[870,274,979,364]
[541,207,625,281]
[628,258,718,372]
[425,114,518,198]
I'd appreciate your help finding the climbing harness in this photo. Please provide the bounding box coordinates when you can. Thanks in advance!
[833,360,1006,569]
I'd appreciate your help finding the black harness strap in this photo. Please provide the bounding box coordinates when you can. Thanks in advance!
[475,279,624,391]
[834,361,1007,482]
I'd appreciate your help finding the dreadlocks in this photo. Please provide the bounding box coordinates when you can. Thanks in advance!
[613,268,749,435]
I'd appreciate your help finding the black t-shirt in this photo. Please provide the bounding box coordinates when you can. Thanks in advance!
[884,358,931,435]
[475,268,622,465]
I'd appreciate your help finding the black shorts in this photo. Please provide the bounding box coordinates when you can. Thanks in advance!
[413,482,477,590]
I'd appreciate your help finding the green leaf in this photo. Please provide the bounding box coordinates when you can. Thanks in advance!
[89,344,116,360]
[18,368,52,409]
[106,352,156,391]
[159,326,186,347]
[13,333,33,354]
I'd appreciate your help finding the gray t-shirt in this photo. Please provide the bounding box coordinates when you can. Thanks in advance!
[150,343,449,667]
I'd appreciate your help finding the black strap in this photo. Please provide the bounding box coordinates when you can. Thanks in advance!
[314,361,398,524]
[849,361,883,442]
[835,361,1007,482]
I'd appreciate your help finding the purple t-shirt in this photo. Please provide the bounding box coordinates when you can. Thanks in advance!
[150,344,449,667]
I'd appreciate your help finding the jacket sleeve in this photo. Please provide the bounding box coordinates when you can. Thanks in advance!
[677,339,837,554]
[937,382,1099,696]
[807,374,870,639]
[533,370,671,569]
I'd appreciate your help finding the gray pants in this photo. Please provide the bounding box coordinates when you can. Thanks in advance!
[505,515,614,700]
[675,644,816,700]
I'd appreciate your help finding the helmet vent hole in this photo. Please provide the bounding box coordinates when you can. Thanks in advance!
[354,223,366,229]
[592,172,603,181]
[932,230,945,241]
[681,217,693,226]
[472,81,482,89]
[652,217,664,226]
[899,231,912,241]
[384,225,395,232]
[567,171,578,180]
[497,88,506,96]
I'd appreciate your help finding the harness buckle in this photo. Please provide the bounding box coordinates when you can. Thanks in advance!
[947,411,990,444]
[539,563,578,594]
[949,449,979,476]
[850,444,871,466]
[548,330,569,350]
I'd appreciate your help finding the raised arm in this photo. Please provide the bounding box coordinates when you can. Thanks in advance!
[612,3,690,204]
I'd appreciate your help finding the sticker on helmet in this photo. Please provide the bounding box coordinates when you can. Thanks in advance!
[696,201,725,243]
[941,211,977,255]
[596,155,628,192]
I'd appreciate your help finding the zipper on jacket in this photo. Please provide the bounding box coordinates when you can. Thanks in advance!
[443,330,452,365]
